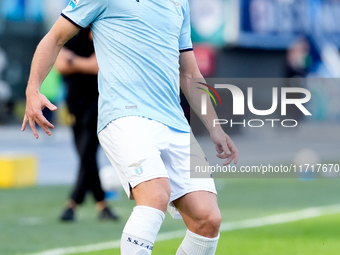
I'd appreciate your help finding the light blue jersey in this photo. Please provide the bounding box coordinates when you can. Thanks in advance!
[62,0,193,133]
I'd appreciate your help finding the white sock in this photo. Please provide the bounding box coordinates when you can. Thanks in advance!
[121,206,165,255]
[176,229,220,255]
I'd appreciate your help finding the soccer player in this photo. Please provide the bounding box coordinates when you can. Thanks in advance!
[22,0,239,254]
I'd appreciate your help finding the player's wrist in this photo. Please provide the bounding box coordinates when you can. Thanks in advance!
[209,125,226,137]
[26,85,41,96]
[204,118,223,135]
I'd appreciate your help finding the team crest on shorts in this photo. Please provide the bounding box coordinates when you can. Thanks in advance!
[129,159,146,175]
[135,166,143,175]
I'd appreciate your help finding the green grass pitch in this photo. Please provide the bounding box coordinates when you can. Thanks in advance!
[72,214,340,255]
[1,178,340,255]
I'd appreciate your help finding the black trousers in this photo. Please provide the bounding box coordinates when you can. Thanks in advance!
[66,95,105,205]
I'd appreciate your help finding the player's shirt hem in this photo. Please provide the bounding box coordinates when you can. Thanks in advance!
[60,13,84,29]
[98,114,190,135]
[129,174,170,194]
[179,48,194,53]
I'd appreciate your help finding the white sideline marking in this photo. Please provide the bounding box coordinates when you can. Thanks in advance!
[27,204,340,255]
[18,217,44,226]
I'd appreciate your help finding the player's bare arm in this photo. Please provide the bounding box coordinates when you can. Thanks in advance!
[55,48,98,76]
[179,50,239,165]
[22,17,80,139]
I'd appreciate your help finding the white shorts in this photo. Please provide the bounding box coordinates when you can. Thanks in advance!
[98,116,217,219]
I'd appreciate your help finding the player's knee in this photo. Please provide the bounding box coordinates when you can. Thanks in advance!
[206,210,222,231]
[148,190,170,212]
[196,209,222,237]
[134,189,170,213]
[211,210,222,230]
[133,178,171,213]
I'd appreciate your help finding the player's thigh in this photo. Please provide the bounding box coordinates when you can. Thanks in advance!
[98,116,169,201]
[165,130,217,218]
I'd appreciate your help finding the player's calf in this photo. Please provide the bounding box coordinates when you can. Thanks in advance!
[121,178,170,255]
[176,230,220,255]
[121,206,165,255]
[176,210,221,255]
[174,191,221,254]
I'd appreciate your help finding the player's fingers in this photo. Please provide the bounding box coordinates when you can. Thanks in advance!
[223,149,236,165]
[234,151,239,164]
[226,138,239,164]
[221,139,231,155]
[215,143,228,158]
[46,101,57,112]
[223,155,235,166]
[38,121,52,136]
[215,144,223,154]
[226,136,236,150]
[41,118,54,129]
[216,151,230,159]
[21,114,28,131]
[28,118,39,139]
[35,115,54,136]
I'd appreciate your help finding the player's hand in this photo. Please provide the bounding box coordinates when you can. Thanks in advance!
[21,90,57,139]
[210,128,239,165]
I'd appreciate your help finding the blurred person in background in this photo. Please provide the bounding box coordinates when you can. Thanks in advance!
[284,37,313,121]
[286,37,313,78]
[0,47,13,124]
[55,27,119,222]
